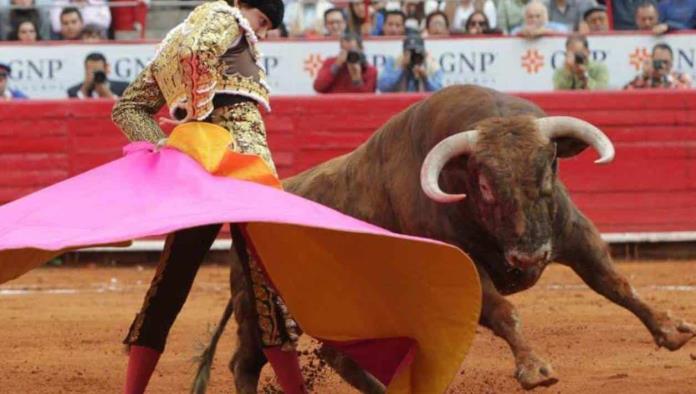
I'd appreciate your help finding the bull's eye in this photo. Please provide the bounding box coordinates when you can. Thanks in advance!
[479,174,495,203]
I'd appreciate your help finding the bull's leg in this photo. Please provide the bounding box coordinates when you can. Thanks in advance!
[229,286,267,393]
[229,228,267,394]
[556,214,696,351]
[477,268,559,390]
[317,344,385,394]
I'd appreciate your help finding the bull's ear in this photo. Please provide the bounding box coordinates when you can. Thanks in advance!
[554,137,589,158]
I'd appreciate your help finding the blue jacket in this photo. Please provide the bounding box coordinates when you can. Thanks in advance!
[658,0,696,29]
[5,88,28,99]
[378,56,444,93]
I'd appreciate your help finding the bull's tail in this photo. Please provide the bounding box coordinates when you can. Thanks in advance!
[191,297,235,394]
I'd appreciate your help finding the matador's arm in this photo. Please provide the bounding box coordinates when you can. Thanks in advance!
[111,66,167,143]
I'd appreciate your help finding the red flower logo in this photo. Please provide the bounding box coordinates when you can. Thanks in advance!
[521,49,545,74]
[629,47,650,71]
[303,54,324,78]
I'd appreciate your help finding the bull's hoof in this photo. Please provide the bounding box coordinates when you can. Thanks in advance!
[515,354,559,390]
[655,319,696,351]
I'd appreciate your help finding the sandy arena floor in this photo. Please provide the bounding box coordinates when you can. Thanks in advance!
[1,261,695,393]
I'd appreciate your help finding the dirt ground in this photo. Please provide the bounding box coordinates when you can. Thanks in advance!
[1,260,695,394]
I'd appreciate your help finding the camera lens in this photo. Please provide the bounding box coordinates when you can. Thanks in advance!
[346,50,361,64]
[574,53,586,65]
[93,70,107,84]
[410,50,424,67]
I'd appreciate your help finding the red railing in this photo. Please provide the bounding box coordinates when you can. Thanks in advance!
[0,90,695,234]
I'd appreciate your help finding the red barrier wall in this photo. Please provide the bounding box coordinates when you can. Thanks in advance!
[1,90,695,234]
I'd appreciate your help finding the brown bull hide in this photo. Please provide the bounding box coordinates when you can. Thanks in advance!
[280,85,696,390]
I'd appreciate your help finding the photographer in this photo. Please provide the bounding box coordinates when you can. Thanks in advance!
[378,34,443,93]
[313,32,377,93]
[552,34,608,90]
[624,43,692,89]
[67,52,128,99]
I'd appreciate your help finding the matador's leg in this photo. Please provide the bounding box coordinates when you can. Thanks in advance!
[124,224,222,394]
[229,224,306,394]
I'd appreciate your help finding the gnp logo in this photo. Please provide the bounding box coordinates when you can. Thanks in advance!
[521,49,544,74]
[303,54,324,78]
[629,47,650,71]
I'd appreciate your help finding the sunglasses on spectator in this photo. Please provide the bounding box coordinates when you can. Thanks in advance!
[0,72,8,79]
[468,20,488,27]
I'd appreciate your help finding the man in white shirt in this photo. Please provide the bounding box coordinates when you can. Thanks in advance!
[50,0,111,37]
[284,0,333,36]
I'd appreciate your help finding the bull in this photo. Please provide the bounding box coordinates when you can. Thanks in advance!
[196,85,696,392]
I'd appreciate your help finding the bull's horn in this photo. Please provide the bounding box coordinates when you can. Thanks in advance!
[536,116,615,164]
[420,130,479,203]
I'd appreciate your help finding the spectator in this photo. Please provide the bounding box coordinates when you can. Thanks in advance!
[313,32,377,93]
[635,2,669,33]
[0,63,28,100]
[57,7,83,40]
[50,0,111,38]
[324,7,347,37]
[425,10,450,36]
[465,10,501,33]
[402,0,426,32]
[382,10,406,35]
[612,0,656,29]
[378,34,444,93]
[624,43,692,89]
[553,33,608,90]
[511,0,569,37]
[544,0,596,31]
[284,0,333,36]
[581,4,610,32]
[448,0,498,32]
[497,0,529,33]
[657,0,696,30]
[80,22,104,41]
[67,52,129,99]
[8,18,41,41]
[0,0,50,40]
[347,0,378,35]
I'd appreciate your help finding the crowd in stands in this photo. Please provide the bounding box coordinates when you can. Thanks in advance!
[0,0,111,42]
[277,0,695,38]
[1,0,694,42]
[0,0,694,99]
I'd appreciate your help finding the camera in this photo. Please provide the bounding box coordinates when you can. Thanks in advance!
[93,70,107,84]
[346,50,362,64]
[652,59,666,70]
[574,52,587,65]
[403,34,426,70]
[409,49,425,69]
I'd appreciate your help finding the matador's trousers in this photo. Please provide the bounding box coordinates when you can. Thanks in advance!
[123,223,297,352]
[125,102,298,352]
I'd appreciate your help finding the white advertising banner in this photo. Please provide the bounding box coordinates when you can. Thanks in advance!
[1,33,695,98]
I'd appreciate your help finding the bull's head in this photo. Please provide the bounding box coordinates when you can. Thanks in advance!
[420,116,614,272]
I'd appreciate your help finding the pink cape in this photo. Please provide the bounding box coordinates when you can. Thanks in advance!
[0,142,481,393]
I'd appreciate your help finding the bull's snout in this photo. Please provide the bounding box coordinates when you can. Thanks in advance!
[506,243,552,269]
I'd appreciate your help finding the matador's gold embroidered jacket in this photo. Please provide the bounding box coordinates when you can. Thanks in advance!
[113,2,293,349]
[112,1,275,169]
